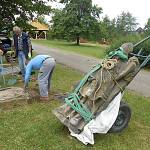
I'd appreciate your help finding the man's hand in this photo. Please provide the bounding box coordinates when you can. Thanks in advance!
[24,85,30,100]
[28,52,32,59]
[24,85,28,93]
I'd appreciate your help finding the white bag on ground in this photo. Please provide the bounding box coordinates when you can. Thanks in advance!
[70,92,122,145]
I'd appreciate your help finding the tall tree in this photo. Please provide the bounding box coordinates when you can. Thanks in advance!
[0,0,51,31]
[50,9,66,39]
[99,16,117,40]
[116,12,138,34]
[142,18,150,55]
[51,0,102,45]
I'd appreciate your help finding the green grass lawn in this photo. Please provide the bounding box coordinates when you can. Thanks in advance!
[0,64,150,150]
[32,40,107,59]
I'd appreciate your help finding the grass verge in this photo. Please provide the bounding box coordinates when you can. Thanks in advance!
[0,64,150,150]
[32,40,107,59]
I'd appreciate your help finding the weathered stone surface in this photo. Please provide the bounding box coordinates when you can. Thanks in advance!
[0,87,26,103]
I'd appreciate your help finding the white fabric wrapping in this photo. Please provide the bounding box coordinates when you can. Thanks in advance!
[70,92,122,145]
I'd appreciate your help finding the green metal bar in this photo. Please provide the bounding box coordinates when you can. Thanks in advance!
[64,64,101,122]
[66,94,93,120]
[139,54,150,69]
[74,64,101,93]
[133,36,150,48]
[65,93,94,122]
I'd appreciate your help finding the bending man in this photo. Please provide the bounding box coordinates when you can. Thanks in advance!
[24,55,55,101]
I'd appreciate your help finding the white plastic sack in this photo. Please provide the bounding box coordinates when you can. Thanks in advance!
[70,92,122,145]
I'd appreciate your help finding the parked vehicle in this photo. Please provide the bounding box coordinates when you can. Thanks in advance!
[0,31,15,62]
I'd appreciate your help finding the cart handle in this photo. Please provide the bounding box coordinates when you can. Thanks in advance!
[133,36,150,48]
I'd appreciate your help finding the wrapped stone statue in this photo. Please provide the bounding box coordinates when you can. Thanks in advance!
[53,43,139,134]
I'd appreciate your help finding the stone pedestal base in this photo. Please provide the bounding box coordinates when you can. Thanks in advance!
[0,87,26,103]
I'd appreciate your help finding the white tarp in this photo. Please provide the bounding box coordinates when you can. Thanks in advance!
[70,92,122,145]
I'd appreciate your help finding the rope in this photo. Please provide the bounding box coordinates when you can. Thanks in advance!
[106,69,124,92]
[93,59,118,99]
[101,59,118,70]
[102,58,124,92]
[93,68,103,98]
[92,58,123,100]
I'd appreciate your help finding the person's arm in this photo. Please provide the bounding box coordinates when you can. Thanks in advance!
[11,38,16,52]
[24,63,32,88]
[27,36,32,58]
[11,38,14,47]
[12,35,18,58]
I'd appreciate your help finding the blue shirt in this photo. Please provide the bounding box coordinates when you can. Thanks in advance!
[25,55,51,86]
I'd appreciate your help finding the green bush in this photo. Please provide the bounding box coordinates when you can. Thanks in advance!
[137,40,150,68]
[106,34,142,54]
[139,40,150,55]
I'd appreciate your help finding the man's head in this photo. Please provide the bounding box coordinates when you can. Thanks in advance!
[13,26,21,36]
[121,43,134,55]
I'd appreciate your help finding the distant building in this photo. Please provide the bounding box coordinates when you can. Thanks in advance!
[136,27,144,34]
[28,20,49,39]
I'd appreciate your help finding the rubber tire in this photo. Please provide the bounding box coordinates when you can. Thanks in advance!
[109,101,131,133]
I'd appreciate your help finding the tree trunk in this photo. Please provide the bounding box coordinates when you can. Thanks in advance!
[76,36,80,45]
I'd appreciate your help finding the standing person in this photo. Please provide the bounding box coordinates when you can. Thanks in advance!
[24,55,56,101]
[13,26,32,79]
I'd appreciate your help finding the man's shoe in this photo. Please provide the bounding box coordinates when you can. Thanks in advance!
[40,96,49,102]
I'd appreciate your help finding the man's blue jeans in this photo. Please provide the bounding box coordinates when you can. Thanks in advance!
[18,51,26,79]
[38,58,55,97]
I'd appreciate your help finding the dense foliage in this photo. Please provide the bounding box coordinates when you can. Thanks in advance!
[50,2,140,44]
[107,34,142,53]
[116,12,138,34]
[50,0,102,45]
[144,18,150,36]
[0,0,51,32]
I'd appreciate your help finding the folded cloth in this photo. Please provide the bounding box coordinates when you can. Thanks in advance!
[70,92,122,145]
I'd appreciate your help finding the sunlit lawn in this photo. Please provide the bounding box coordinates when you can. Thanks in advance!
[0,64,150,150]
[32,39,107,59]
